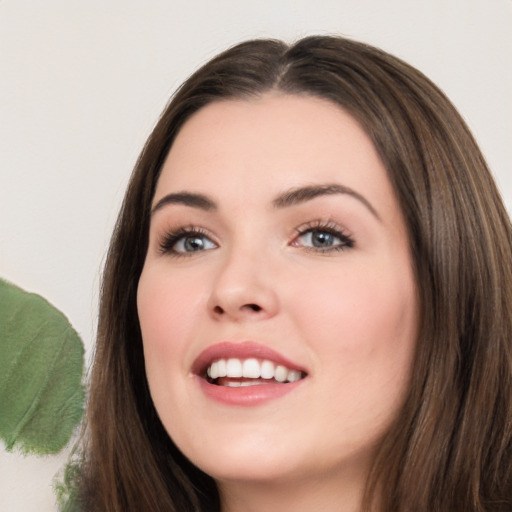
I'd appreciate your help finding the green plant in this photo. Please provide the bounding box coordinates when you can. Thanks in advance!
[0,277,85,509]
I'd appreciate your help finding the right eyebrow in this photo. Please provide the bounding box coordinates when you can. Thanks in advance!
[272,183,380,221]
[151,192,217,215]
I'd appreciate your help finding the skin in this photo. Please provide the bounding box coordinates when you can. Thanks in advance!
[137,94,419,512]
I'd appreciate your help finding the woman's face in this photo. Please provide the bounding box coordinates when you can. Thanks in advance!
[137,94,418,488]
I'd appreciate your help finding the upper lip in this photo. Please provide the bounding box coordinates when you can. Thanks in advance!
[191,341,307,377]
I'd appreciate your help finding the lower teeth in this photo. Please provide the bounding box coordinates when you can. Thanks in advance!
[213,378,276,387]
[225,381,264,387]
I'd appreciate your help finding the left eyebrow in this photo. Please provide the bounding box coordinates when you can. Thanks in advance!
[272,183,380,221]
[151,192,217,216]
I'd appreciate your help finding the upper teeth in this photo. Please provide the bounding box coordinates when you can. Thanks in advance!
[206,358,302,383]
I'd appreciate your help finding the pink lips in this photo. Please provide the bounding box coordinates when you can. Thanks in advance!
[191,341,307,406]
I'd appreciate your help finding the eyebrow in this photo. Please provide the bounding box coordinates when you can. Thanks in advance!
[272,183,380,220]
[151,183,380,220]
[151,192,217,215]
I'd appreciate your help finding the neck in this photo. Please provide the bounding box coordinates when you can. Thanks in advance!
[217,467,372,512]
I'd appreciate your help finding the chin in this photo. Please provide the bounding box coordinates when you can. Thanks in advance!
[177,427,373,489]
[196,455,307,486]
[178,430,307,483]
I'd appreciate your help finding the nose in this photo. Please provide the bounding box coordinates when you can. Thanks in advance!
[207,248,279,322]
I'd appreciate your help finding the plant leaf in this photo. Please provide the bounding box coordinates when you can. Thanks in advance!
[0,278,85,455]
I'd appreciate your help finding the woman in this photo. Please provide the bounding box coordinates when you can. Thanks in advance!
[76,36,512,511]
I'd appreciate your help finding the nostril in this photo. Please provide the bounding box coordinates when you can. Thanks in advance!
[245,303,262,312]
[211,302,264,316]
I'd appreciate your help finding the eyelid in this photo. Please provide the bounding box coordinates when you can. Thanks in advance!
[157,225,218,256]
[154,219,354,257]
[290,219,355,252]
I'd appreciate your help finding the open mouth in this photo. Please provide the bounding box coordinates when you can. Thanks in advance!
[205,357,307,386]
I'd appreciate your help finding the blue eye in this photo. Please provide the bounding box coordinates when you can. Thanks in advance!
[173,234,216,253]
[160,228,217,255]
[294,223,354,253]
[299,230,340,248]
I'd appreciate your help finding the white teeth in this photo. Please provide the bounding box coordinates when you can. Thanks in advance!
[287,370,302,382]
[260,360,275,379]
[274,365,288,383]
[225,380,265,387]
[226,358,243,377]
[206,358,303,384]
[240,381,263,387]
[206,359,228,378]
[217,359,227,377]
[208,361,218,379]
[242,358,260,378]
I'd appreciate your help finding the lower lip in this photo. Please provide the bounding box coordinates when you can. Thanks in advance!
[195,376,305,406]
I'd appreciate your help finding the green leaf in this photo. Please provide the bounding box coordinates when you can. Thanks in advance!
[0,278,85,455]
[54,455,83,512]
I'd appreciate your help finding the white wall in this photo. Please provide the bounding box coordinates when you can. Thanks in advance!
[1,1,510,510]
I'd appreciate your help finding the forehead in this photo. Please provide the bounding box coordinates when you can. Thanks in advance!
[155,94,396,214]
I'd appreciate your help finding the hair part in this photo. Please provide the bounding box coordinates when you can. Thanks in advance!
[77,36,512,511]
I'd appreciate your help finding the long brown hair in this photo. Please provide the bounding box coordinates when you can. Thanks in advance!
[77,36,512,511]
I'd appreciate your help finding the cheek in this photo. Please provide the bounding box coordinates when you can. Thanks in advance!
[272,257,418,458]
[137,266,213,427]
[293,258,417,386]
[303,259,412,315]
[137,267,206,376]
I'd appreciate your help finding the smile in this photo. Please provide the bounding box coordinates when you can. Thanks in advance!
[192,341,308,405]
[206,358,304,385]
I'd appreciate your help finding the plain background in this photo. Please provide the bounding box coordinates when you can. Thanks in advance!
[1,1,511,510]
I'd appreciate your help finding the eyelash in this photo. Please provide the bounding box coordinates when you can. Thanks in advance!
[292,220,355,253]
[157,225,215,256]
[157,220,355,257]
